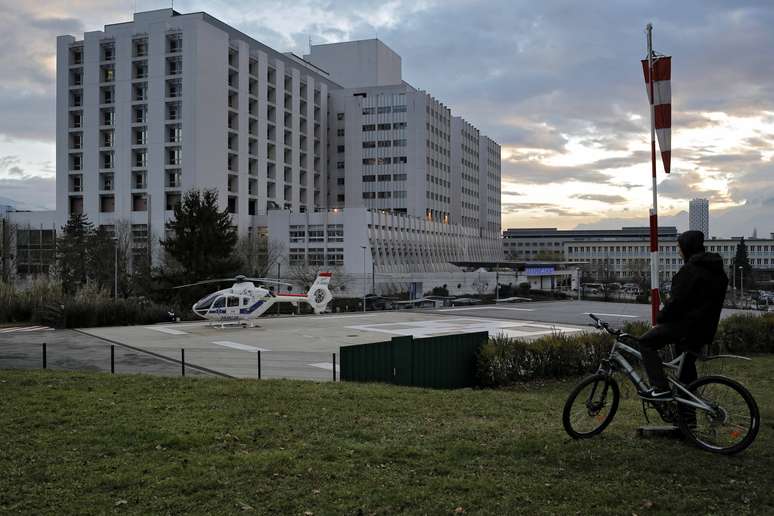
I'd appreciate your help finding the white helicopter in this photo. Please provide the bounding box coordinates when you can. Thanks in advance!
[175,272,334,325]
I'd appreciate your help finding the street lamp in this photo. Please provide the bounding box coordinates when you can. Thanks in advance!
[738,266,744,303]
[361,245,367,312]
[576,267,582,301]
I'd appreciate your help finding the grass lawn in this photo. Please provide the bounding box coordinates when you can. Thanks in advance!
[1,357,772,515]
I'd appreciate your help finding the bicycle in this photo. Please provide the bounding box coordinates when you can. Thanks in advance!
[562,314,760,454]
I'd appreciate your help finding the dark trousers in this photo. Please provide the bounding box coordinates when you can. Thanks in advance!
[639,324,699,390]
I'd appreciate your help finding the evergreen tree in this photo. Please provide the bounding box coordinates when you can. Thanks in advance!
[733,237,753,290]
[57,213,94,294]
[161,189,240,283]
[88,225,117,294]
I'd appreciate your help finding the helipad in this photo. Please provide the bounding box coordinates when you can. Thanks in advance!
[79,311,584,380]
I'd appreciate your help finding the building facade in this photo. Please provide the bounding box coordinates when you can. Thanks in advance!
[503,226,774,285]
[51,9,502,280]
[689,198,710,237]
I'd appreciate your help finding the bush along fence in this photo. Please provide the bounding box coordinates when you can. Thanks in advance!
[476,315,772,387]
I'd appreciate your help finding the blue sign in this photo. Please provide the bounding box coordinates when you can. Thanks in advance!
[526,267,555,276]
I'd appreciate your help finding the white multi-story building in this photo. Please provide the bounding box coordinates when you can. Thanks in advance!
[46,9,503,286]
[57,8,337,245]
[689,198,710,237]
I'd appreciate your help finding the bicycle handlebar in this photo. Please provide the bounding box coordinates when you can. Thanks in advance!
[588,313,622,336]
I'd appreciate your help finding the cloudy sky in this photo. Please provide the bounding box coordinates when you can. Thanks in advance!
[1,0,772,237]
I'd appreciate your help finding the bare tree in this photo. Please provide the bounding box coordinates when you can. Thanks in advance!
[287,262,345,292]
[237,234,286,278]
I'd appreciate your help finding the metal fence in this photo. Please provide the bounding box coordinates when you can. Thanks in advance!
[0,332,339,381]
[340,331,487,389]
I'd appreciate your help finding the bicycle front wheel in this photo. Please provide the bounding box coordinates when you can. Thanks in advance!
[563,374,620,439]
[678,375,760,455]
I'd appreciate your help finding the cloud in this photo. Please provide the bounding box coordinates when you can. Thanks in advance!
[503,158,612,185]
[0,176,55,210]
[571,194,628,204]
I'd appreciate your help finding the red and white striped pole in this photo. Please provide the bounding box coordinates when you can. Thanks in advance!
[646,23,659,325]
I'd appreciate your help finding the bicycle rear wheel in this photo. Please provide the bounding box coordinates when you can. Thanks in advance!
[678,375,760,455]
[563,374,620,439]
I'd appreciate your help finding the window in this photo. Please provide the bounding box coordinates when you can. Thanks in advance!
[166,102,181,121]
[362,141,376,148]
[166,192,182,211]
[70,175,82,192]
[166,80,182,98]
[337,145,345,153]
[70,112,83,129]
[133,128,146,146]
[396,156,407,164]
[133,62,148,79]
[362,192,376,199]
[133,107,146,123]
[327,224,344,242]
[336,161,344,169]
[308,225,324,242]
[336,178,345,185]
[134,150,147,168]
[133,84,147,101]
[166,148,181,166]
[133,38,148,58]
[337,194,345,202]
[167,33,182,53]
[362,175,375,182]
[132,193,147,212]
[133,172,146,189]
[378,140,392,148]
[393,139,407,147]
[101,43,115,62]
[289,225,305,243]
[100,195,115,213]
[70,91,82,107]
[362,124,376,131]
[362,107,376,115]
[378,174,391,181]
[166,170,181,188]
[101,65,114,82]
[167,125,182,143]
[378,123,391,130]
[362,158,376,165]
[336,128,345,136]
[393,173,407,181]
[393,122,407,129]
[336,112,344,120]
[393,105,407,113]
[100,172,114,190]
[377,191,391,198]
[393,190,407,198]
[377,106,391,114]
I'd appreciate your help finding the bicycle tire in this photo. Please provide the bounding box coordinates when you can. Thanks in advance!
[678,375,760,455]
[563,374,620,439]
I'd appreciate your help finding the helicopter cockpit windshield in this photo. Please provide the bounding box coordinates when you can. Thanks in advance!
[193,293,219,312]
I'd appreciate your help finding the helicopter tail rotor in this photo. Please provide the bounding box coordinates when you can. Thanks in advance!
[307,272,333,314]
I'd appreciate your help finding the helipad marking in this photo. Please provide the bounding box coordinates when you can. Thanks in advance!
[144,326,188,335]
[346,318,579,338]
[0,325,54,333]
[309,362,335,371]
[212,341,271,352]
[437,306,534,312]
[582,312,639,318]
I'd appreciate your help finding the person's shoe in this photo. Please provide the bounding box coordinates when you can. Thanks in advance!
[639,387,674,402]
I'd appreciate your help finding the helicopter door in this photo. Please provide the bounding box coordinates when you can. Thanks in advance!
[225,296,241,319]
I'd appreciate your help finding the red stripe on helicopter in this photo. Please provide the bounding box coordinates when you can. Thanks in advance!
[318,272,332,277]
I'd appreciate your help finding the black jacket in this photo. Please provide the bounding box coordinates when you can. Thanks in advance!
[657,251,728,345]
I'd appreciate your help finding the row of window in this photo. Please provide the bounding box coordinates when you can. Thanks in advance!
[362,122,407,131]
[68,34,180,66]
[362,191,407,199]
[288,249,344,266]
[362,174,408,182]
[289,224,344,243]
[361,156,408,165]
[362,105,407,115]
[426,191,450,203]
[362,140,407,148]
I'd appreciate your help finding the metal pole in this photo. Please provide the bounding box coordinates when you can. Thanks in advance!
[646,23,660,325]
[276,262,281,315]
[110,344,115,374]
[114,239,118,300]
[740,267,744,302]
[577,268,582,300]
[257,350,261,379]
[42,343,47,369]
[181,348,185,376]
[361,245,367,312]
[332,352,336,381]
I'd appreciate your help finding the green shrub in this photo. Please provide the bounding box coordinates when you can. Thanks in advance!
[476,331,614,387]
[711,313,774,354]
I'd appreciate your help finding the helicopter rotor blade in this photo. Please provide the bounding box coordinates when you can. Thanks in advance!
[172,278,241,289]
[243,278,295,287]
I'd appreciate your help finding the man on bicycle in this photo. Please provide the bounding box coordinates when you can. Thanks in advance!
[639,230,728,401]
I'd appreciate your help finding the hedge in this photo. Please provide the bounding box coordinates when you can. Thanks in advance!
[476,316,773,387]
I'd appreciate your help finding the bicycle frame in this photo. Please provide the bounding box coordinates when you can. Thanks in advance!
[599,337,717,414]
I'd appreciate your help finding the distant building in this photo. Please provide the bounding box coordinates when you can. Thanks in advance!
[689,198,709,237]
[503,226,774,284]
